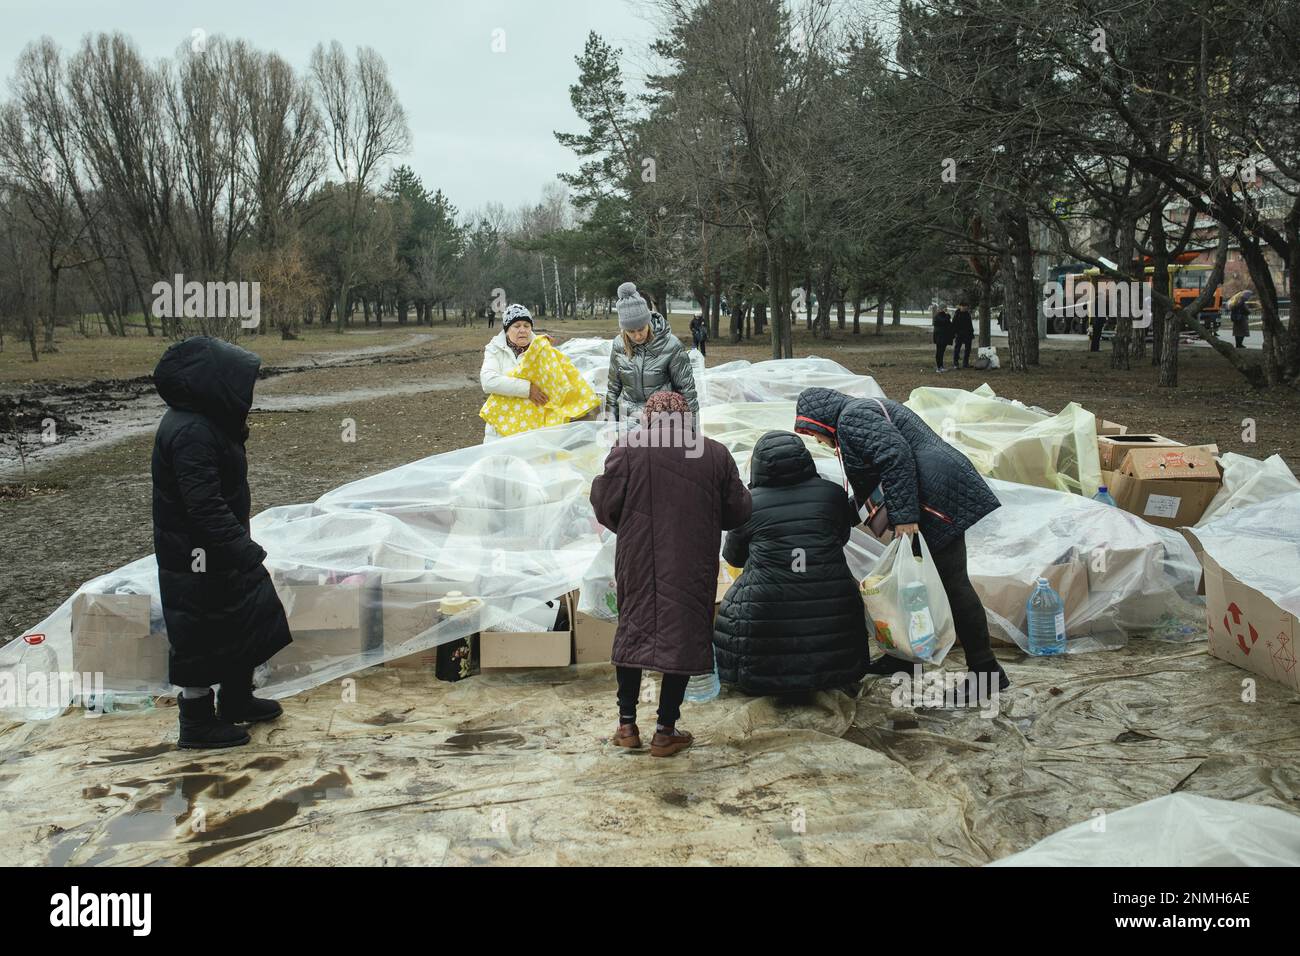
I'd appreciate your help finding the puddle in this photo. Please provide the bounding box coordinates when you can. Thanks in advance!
[442,731,527,749]
[88,744,174,766]
[183,769,352,865]
[362,710,410,726]
[243,755,288,771]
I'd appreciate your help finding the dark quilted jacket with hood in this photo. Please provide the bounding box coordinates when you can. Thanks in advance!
[794,387,999,552]
[713,431,870,694]
[152,336,291,685]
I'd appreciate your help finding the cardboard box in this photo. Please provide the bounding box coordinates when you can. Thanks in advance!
[273,580,371,663]
[1109,445,1222,529]
[971,557,1089,633]
[567,591,617,664]
[1097,420,1129,437]
[71,593,168,690]
[379,573,478,663]
[479,626,572,669]
[1097,433,1183,471]
[1198,547,1299,693]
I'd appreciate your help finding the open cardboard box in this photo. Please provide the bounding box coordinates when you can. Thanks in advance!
[1097,419,1129,437]
[71,592,168,692]
[479,599,572,669]
[1109,444,1222,529]
[1184,532,1300,693]
[1097,433,1182,472]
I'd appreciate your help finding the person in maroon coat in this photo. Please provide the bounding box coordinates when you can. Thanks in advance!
[590,390,752,757]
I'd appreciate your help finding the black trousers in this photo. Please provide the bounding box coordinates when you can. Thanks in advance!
[616,667,690,727]
[1235,335,1245,348]
[914,533,998,670]
[935,342,949,368]
[953,335,973,366]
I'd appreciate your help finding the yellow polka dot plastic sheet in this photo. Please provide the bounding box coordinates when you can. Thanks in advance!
[479,337,600,437]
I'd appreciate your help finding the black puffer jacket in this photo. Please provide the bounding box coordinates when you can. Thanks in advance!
[713,431,869,694]
[151,336,291,686]
[794,387,999,553]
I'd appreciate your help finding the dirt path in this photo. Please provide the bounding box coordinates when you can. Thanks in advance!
[0,333,443,475]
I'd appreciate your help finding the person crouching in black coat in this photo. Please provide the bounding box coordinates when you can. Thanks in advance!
[794,386,1010,699]
[152,336,292,749]
[714,431,870,695]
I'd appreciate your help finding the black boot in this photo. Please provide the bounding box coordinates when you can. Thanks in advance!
[217,668,283,724]
[178,689,251,750]
[956,662,1010,706]
[862,653,917,677]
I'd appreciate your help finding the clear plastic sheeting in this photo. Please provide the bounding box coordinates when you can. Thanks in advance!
[969,479,1205,653]
[906,383,1102,498]
[702,356,884,405]
[1197,453,1300,526]
[1,423,616,708]
[1192,491,1300,617]
[558,338,878,413]
[3,637,1298,866]
[989,793,1300,866]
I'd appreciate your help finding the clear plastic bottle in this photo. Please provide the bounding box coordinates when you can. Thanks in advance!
[1027,578,1067,656]
[12,634,65,720]
[1092,485,1118,507]
[684,660,720,703]
[901,580,938,660]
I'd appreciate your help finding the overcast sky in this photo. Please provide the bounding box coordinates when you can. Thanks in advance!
[0,0,657,216]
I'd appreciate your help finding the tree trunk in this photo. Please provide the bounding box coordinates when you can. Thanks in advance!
[711,265,722,340]
[875,300,885,335]
[852,296,861,335]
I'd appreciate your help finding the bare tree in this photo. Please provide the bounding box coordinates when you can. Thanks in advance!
[310,42,409,331]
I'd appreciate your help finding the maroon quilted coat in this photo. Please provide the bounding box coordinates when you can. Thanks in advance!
[590,416,752,675]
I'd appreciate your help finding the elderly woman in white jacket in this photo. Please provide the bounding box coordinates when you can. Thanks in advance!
[480,304,550,442]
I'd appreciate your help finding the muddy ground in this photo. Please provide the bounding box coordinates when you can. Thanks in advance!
[3,315,1299,640]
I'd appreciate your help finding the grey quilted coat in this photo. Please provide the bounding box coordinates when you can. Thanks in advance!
[793,387,1000,552]
[605,312,699,422]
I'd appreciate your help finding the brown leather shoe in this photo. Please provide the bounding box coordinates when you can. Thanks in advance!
[613,723,642,748]
[650,726,694,758]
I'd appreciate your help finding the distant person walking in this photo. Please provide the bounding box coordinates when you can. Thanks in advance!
[952,301,974,368]
[1230,294,1251,348]
[690,314,709,356]
[932,305,954,372]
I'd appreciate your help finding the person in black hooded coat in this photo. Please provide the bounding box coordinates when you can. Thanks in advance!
[793,386,1010,696]
[152,336,291,749]
[714,431,870,695]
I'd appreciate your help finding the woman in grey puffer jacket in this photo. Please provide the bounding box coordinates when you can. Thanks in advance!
[605,282,699,423]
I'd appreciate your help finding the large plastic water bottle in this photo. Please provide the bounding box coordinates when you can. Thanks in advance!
[1027,578,1067,656]
[684,660,720,703]
[901,580,938,660]
[7,634,65,720]
[1092,485,1118,507]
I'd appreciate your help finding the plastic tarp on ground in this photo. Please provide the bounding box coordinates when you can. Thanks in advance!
[2,352,1207,714]
[3,636,1298,865]
[970,479,1205,653]
[1197,453,1300,527]
[1192,490,1300,617]
[906,383,1103,498]
[989,794,1300,866]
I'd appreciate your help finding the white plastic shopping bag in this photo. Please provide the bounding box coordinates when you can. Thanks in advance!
[859,533,956,664]
[976,346,1000,370]
[577,534,619,621]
